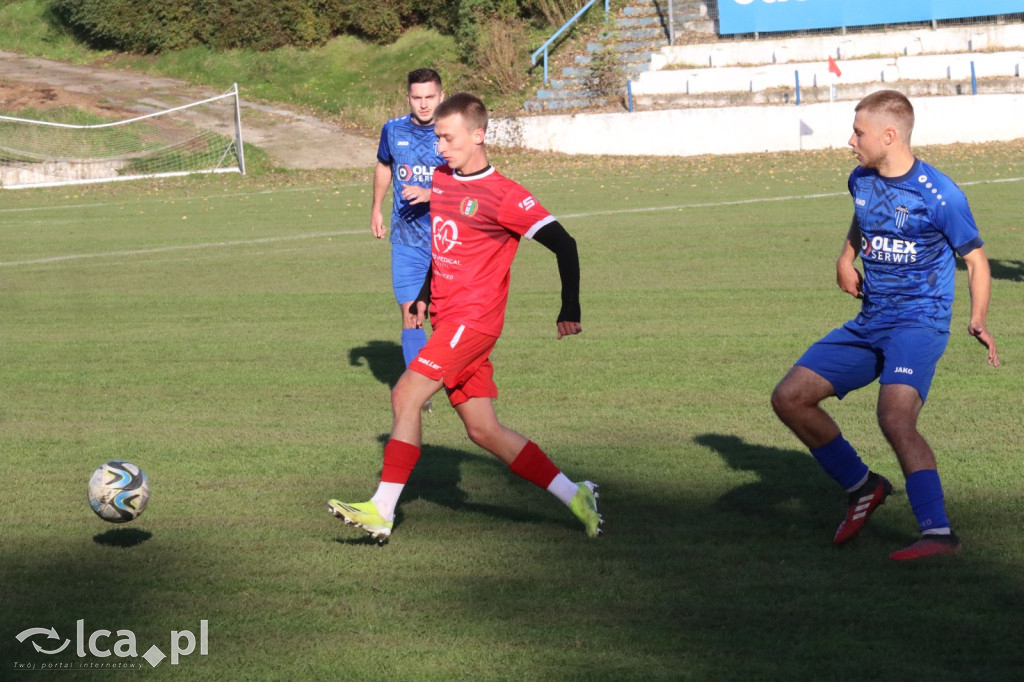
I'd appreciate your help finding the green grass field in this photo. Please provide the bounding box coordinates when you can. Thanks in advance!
[2,144,1023,681]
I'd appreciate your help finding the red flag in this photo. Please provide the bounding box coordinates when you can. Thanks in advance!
[828,56,842,77]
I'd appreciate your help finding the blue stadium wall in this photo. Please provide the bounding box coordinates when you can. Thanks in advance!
[718,0,1024,35]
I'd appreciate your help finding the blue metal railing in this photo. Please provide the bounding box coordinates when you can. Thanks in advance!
[531,0,609,85]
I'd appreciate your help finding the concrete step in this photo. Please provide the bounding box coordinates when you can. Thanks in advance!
[524,96,605,112]
[618,50,655,64]
[560,66,591,78]
[630,76,1024,110]
[616,11,706,28]
[535,87,603,100]
[616,27,668,41]
[635,51,1024,96]
[621,63,651,76]
[615,17,667,29]
[588,39,668,53]
[527,0,710,113]
[548,77,588,90]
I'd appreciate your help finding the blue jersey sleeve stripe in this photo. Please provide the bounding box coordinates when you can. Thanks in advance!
[954,236,984,257]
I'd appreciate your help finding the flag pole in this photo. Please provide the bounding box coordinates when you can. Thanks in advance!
[827,56,842,150]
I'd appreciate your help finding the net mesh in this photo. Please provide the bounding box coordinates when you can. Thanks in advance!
[0,87,243,189]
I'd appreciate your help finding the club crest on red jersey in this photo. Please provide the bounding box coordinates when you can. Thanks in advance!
[459,197,479,217]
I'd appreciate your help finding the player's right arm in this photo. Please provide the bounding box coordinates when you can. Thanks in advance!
[371,161,393,239]
[836,215,863,298]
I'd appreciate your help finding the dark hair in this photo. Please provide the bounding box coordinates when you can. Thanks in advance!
[434,92,488,132]
[407,68,442,91]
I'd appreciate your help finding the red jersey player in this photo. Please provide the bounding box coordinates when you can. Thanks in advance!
[329,93,601,542]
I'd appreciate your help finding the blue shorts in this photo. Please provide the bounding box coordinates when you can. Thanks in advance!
[391,243,431,305]
[796,320,949,402]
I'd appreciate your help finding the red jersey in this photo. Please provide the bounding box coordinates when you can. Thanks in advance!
[429,165,555,336]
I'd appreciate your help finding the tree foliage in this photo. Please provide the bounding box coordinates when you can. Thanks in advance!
[49,0,461,52]
[46,0,572,53]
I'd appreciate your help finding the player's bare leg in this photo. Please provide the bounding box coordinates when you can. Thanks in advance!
[390,369,443,447]
[876,384,935,476]
[454,397,602,536]
[772,366,890,544]
[771,366,840,449]
[328,369,442,541]
[452,396,527,464]
[878,384,961,559]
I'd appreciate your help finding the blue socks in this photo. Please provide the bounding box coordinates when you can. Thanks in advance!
[905,469,951,534]
[812,437,952,535]
[811,435,869,491]
[401,328,427,368]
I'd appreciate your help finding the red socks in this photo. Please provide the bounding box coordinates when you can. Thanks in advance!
[384,439,560,490]
[508,441,560,488]
[381,439,421,484]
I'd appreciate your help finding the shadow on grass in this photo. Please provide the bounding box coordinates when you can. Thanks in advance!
[346,337,559,532]
[956,257,1024,282]
[331,439,557,545]
[402,443,557,527]
[348,339,404,388]
[92,527,152,548]
[5,431,1023,680]
[439,433,1024,679]
[697,432,912,545]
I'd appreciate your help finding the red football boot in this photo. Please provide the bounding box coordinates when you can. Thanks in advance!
[890,532,962,560]
[833,473,893,545]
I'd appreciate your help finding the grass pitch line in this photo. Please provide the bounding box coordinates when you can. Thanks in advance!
[559,176,1024,220]
[0,182,365,216]
[559,191,845,220]
[2,175,1019,268]
[0,230,363,267]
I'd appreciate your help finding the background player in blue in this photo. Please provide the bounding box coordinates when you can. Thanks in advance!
[771,90,1000,560]
[370,68,446,392]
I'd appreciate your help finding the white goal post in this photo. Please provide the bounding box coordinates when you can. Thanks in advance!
[0,84,245,190]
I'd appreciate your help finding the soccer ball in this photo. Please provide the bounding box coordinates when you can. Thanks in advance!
[88,461,150,523]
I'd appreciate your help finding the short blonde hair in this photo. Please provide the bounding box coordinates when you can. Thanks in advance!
[435,92,488,133]
[856,89,915,140]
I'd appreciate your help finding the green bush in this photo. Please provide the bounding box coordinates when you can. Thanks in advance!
[51,0,335,52]
[48,0,467,52]
[47,0,579,54]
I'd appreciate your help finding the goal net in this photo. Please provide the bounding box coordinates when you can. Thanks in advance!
[0,84,245,190]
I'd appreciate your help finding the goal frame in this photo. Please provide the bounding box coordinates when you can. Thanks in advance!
[0,83,246,190]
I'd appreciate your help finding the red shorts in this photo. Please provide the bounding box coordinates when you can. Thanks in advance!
[410,322,499,406]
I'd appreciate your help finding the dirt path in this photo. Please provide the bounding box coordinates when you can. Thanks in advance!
[0,51,377,170]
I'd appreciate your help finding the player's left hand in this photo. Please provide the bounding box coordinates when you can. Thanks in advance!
[405,300,428,329]
[401,186,431,205]
[968,323,1000,366]
[556,321,582,340]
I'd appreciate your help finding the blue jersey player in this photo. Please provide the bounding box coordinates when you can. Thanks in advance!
[370,68,446,387]
[772,90,999,561]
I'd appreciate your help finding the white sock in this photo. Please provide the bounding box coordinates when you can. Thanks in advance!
[845,472,870,493]
[923,527,952,536]
[370,482,405,521]
[547,473,579,507]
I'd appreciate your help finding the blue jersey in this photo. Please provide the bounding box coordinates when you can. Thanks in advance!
[849,158,983,332]
[376,114,445,249]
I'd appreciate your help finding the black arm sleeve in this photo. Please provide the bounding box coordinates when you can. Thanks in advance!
[532,220,581,323]
[414,265,432,310]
